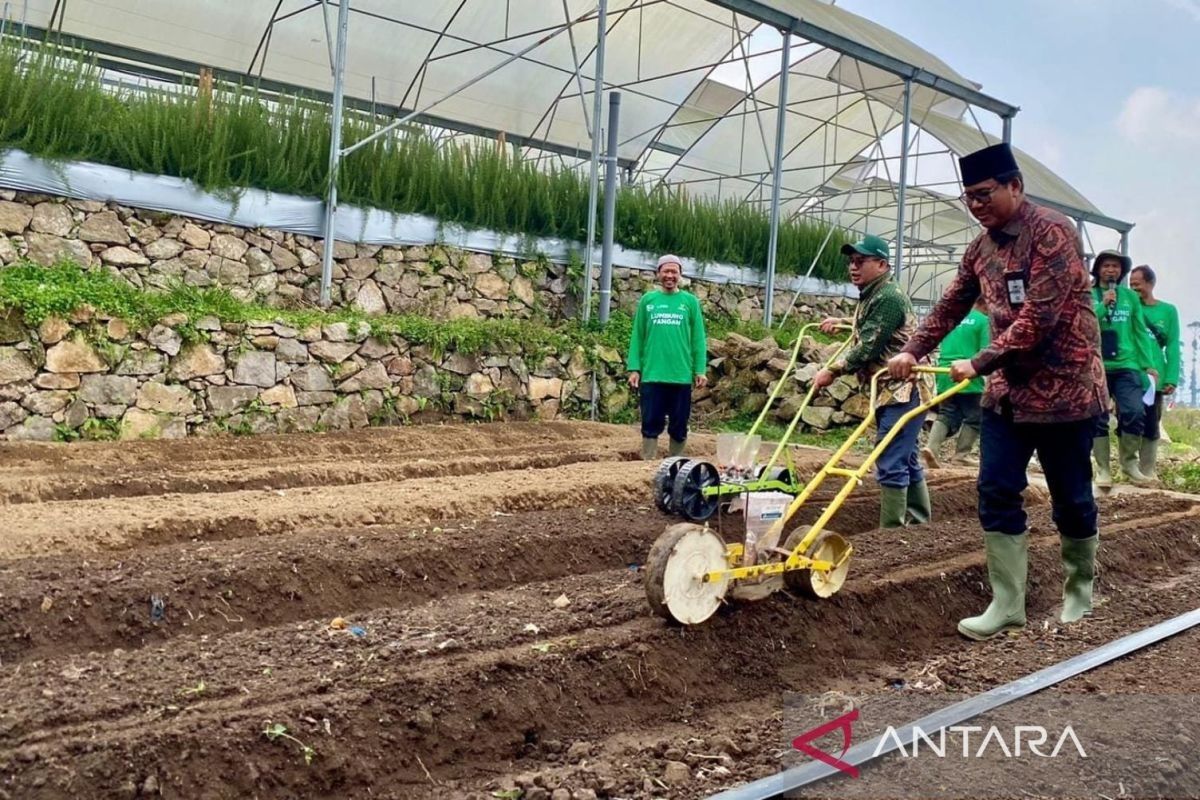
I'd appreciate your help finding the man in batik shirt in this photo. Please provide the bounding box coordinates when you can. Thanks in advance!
[816,234,931,530]
[888,143,1108,641]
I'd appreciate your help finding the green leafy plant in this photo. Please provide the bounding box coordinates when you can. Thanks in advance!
[262,722,317,766]
[1162,461,1200,494]
[53,423,80,442]
[79,417,120,441]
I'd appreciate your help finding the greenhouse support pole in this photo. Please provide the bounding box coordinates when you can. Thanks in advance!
[319,0,351,308]
[598,90,621,325]
[582,0,608,324]
[1120,230,1129,257]
[1002,115,1013,143]
[894,78,912,291]
[762,27,792,327]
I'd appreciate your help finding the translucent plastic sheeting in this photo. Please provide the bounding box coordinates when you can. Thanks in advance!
[771,0,973,91]
[12,0,760,163]
[917,111,1102,215]
[13,0,999,169]
[0,149,855,298]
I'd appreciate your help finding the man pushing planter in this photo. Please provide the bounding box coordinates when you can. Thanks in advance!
[888,142,1108,640]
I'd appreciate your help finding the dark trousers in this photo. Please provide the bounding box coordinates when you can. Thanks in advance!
[1143,391,1164,442]
[874,393,926,489]
[639,382,692,442]
[1095,369,1145,438]
[980,405,1098,540]
[937,393,982,437]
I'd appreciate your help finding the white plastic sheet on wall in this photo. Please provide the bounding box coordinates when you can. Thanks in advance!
[0,149,856,298]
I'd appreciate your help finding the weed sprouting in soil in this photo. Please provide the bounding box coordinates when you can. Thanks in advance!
[262,722,317,766]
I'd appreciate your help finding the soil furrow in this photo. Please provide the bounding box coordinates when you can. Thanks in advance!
[0,478,989,663]
[2,507,1196,800]
[2,421,1197,800]
[0,444,642,505]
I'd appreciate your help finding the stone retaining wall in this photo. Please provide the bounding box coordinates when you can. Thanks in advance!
[0,190,854,323]
[0,305,879,441]
[0,308,631,441]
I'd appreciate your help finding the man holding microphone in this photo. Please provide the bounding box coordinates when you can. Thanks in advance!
[1091,251,1158,487]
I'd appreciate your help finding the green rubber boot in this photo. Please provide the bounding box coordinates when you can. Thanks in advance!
[1060,535,1098,624]
[952,425,980,464]
[1139,438,1159,482]
[922,420,949,469]
[958,532,1028,641]
[1092,436,1112,489]
[879,486,909,529]
[1118,433,1155,486]
[905,479,932,525]
[641,437,658,461]
[668,437,686,457]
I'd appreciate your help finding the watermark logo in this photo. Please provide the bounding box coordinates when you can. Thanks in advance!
[790,710,1087,778]
[791,709,860,778]
[785,692,1196,799]
[873,724,1087,759]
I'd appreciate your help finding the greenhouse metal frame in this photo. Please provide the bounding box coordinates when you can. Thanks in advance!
[4,0,1133,321]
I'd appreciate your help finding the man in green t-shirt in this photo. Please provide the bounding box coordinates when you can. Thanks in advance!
[627,254,709,460]
[1091,250,1158,487]
[922,298,990,469]
[1129,264,1180,481]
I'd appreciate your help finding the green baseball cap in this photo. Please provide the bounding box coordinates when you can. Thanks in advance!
[840,234,890,261]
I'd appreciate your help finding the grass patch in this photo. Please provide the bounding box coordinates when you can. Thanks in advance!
[0,260,601,358]
[0,260,826,362]
[1163,407,1200,450]
[0,39,851,280]
[1160,461,1200,494]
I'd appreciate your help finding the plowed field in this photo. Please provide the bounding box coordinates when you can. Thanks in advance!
[1,421,1197,800]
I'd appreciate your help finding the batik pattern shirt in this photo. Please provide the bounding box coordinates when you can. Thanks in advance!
[901,200,1108,424]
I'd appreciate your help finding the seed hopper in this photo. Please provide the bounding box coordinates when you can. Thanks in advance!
[653,322,853,523]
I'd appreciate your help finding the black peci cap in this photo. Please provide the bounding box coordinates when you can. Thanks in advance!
[959,143,1020,186]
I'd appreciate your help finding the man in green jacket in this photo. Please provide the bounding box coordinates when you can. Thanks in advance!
[1129,264,1180,480]
[627,254,708,460]
[1092,250,1158,487]
[923,298,990,468]
[816,234,931,529]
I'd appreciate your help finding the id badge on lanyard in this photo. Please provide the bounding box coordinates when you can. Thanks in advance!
[1005,270,1028,307]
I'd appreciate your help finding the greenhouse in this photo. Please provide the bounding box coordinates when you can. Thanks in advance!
[6,6,1199,800]
[1,0,1130,324]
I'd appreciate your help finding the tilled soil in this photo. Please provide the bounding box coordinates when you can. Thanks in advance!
[0,421,1197,800]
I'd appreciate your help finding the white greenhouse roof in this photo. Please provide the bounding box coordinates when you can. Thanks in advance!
[6,0,1129,305]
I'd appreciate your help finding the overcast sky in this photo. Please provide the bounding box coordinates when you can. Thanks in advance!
[838,0,1200,393]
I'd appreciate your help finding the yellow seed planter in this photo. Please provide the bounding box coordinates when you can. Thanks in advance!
[644,365,970,625]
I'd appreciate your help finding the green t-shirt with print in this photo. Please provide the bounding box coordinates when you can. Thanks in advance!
[626,290,707,384]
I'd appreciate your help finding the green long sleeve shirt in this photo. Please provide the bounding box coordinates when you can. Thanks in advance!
[1093,285,1157,382]
[1141,299,1181,389]
[626,290,707,384]
[934,308,990,394]
[831,274,925,407]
